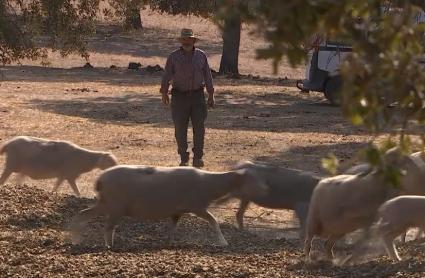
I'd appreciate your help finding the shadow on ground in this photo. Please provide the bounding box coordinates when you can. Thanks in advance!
[86,25,224,59]
[27,91,365,135]
[30,24,222,61]
[254,142,367,173]
[1,65,299,88]
[1,65,163,86]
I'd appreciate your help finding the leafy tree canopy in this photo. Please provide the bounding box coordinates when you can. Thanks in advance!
[218,0,425,182]
[0,0,100,64]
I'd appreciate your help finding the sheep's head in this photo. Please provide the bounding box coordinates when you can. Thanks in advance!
[236,168,268,199]
[97,153,118,170]
[231,160,254,171]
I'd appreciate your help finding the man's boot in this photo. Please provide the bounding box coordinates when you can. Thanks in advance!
[179,153,190,166]
[192,158,204,168]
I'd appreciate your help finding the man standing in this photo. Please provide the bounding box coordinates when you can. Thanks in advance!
[160,28,215,168]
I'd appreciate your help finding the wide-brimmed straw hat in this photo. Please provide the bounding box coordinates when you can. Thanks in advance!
[178,28,198,40]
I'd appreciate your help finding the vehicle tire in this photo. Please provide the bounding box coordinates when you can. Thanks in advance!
[324,76,342,106]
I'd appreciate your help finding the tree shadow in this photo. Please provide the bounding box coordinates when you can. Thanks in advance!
[29,93,171,126]
[0,64,299,87]
[0,65,163,86]
[87,25,224,58]
[33,24,223,60]
[253,142,367,174]
[3,193,95,231]
[27,90,366,135]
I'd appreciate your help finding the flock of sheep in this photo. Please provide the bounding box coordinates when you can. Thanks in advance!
[1,135,425,265]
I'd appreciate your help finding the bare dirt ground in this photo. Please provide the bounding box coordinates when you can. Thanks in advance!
[1,10,424,277]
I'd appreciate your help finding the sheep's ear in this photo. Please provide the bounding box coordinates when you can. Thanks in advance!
[232,161,253,171]
[231,162,243,171]
[103,152,115,159]
[107,153,118,162]
[235,168,249,177]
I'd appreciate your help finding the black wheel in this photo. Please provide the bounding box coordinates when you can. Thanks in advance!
[324,76,342,106]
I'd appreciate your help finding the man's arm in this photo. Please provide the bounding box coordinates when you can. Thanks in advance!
[160,55,173,95]
[203,54,214,97]
[202,54,215,108]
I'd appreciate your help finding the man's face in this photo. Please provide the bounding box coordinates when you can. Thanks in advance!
[180,37,196,51]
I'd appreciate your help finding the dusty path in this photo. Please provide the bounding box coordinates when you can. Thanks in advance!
[1,184,425,277]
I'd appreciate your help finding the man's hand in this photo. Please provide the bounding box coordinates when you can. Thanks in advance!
[161,92,170,106]
[207,94,215,108]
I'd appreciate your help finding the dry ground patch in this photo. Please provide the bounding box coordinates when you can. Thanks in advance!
[0,66,370,197]
[2,66,421,277]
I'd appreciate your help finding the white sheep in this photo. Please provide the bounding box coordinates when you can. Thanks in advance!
[304,149,425,262]
[229,161,320,238]
[69,165,267,248]
[344,151,425,244]
[397,151,425,195]
[343,164,372,175]
[0,136,117,196]
[303,173,393,261]
[343,151,425,194]
[376,195,425,261]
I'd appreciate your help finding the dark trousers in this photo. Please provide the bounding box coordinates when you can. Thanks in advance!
[171,89,208,161]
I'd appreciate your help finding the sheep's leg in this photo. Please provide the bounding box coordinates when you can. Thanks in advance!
[236,200,249,230]
[324,235,339,260]
[304,208,320,261]
[0,167,12,185]
[341,228,373,266]
[104,215,121,249]
[195,210,228,246]
[69,206,100,245]
[303,236,313,260]
[294,202,310,242]
[168,214,182,241]
[67,179,81,197]
[381,235,401,261]
[52,178,65,193]
[400,231,407,244]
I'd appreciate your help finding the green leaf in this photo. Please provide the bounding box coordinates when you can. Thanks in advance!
[321,154,339,175]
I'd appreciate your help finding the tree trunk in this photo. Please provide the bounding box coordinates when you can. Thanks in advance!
[125,7,143,29]
[219,14,241,76]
